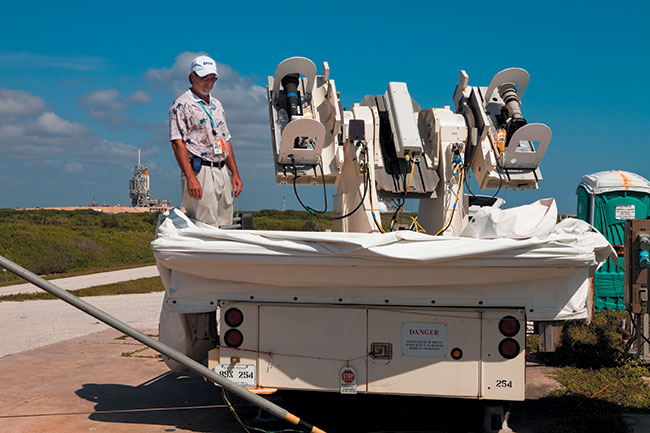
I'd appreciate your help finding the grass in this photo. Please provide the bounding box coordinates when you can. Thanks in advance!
[248,208,418,232]
[549,361,650,412]
[0,208,420,285]
[529,311,650,433]
[0,209,160,283]
[0,276,164,302]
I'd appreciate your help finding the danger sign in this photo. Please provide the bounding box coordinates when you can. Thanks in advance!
[402,322,447,357]
[340,366,357,394]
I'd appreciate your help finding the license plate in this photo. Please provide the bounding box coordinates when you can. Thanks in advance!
[212,364,256,387]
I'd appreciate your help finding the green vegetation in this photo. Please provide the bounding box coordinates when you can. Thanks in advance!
[531,311,650,433]
[0,276,163,302]
[0,208,421,285]
[250,209,334,231]
[248,208,418,232]
[549,311,628,369]
[0,209,159,283]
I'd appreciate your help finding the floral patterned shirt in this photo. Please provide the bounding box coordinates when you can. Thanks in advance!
[169,89,231,162]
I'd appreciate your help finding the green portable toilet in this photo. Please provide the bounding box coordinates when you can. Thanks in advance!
[577,170,650,310]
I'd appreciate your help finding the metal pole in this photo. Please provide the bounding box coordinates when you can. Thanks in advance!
[637,313,644,362]
[0,255,326,433]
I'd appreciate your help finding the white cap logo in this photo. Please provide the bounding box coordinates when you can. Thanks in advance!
[191,55,219,78]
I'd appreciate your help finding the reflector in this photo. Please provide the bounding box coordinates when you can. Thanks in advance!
[498,315,521,337]
[225,308,244,327]
[224,329,244,348]
[498,338,520,359]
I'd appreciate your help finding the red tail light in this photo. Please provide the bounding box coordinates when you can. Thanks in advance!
[498,338,520,359]
[498,316,520,337]
[224,329,244,348]
[224,308,244,327]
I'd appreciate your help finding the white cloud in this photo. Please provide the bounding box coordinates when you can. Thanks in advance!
[145,51,200,93]
[0,51,108,71]
[0,88,46,121]
[125,90,152,104]
[30,111,89,136]
[78,89,126,124]
[0,88,147,167]
[64,162,83,173]
[78,89,153,125]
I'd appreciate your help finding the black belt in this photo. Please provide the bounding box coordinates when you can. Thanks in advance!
[200,159,225,168]
[191,157,225,168]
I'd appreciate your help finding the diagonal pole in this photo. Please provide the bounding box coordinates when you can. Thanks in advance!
[0,255,326,433]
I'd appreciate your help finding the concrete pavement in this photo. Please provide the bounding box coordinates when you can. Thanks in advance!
[0,265,159,296]
[0,292,163,357]
[0,328,243,433]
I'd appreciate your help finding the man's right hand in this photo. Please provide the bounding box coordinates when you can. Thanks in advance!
[187,174,202,200]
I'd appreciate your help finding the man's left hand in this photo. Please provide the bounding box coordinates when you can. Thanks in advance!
[232,174,243,197]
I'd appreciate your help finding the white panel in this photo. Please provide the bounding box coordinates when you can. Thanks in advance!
[481,309,526,400]
[384,82,423,157]
[368,308,480,397]
[258,306,367,391]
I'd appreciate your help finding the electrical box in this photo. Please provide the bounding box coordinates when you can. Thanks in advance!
[624,219,650,314]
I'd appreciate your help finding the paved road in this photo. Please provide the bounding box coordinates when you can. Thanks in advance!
[0,265,159,296]
[0,292,163,357]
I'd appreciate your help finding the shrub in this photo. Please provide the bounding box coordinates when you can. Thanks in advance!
[549,311,628,369]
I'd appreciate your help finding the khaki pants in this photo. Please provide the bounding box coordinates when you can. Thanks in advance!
[182,165,233,228]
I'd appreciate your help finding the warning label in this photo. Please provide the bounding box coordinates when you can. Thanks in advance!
[402,322,447,357]
[340,366,357,394]
[615,205,635,220]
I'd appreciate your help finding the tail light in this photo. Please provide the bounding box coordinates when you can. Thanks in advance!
[498,338,520,359]
[224,308,244,327]
[224,329,244,348]
[498,315,520,337]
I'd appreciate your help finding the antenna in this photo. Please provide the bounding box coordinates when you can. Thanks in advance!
[138,149,141,166]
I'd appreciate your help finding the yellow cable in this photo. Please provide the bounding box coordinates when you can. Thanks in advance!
[409,215,419,232]
[391,156,417,231]
[434,168,465,236]
[221,389,252,433]
[367,162,386,233]
[409,215,427,233]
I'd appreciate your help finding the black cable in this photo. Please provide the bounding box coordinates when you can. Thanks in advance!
[464,170,478,199]
[389,159,417,231]
[628,310,650,348]
[490,167,504,200]
[367,174,386,233]
[291,160,320,215]
[291,159,328,215]
[316,159,327,213]
[291,146,370,221]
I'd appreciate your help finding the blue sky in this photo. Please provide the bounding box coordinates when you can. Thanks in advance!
[1,1,648,214]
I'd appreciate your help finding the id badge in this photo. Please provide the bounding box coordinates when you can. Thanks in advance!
[214,138,225,154]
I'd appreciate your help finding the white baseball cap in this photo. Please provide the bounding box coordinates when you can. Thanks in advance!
[191,55,218,78]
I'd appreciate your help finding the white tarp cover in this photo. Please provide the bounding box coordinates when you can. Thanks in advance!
[152,199,613,324]
[578,170,650,195]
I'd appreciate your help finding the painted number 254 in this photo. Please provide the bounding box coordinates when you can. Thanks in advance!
[496,380,512,388]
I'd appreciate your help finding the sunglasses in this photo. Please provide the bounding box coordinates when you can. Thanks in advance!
[198,76,218,83]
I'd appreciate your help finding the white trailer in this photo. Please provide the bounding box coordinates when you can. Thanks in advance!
[152,58,612,428]
[153,205,611,402]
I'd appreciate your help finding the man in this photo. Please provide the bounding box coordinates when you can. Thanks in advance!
[169,55,243,227]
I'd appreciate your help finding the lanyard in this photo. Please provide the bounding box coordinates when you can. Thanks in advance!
[198,101,217,136]
[199,100,225,154]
